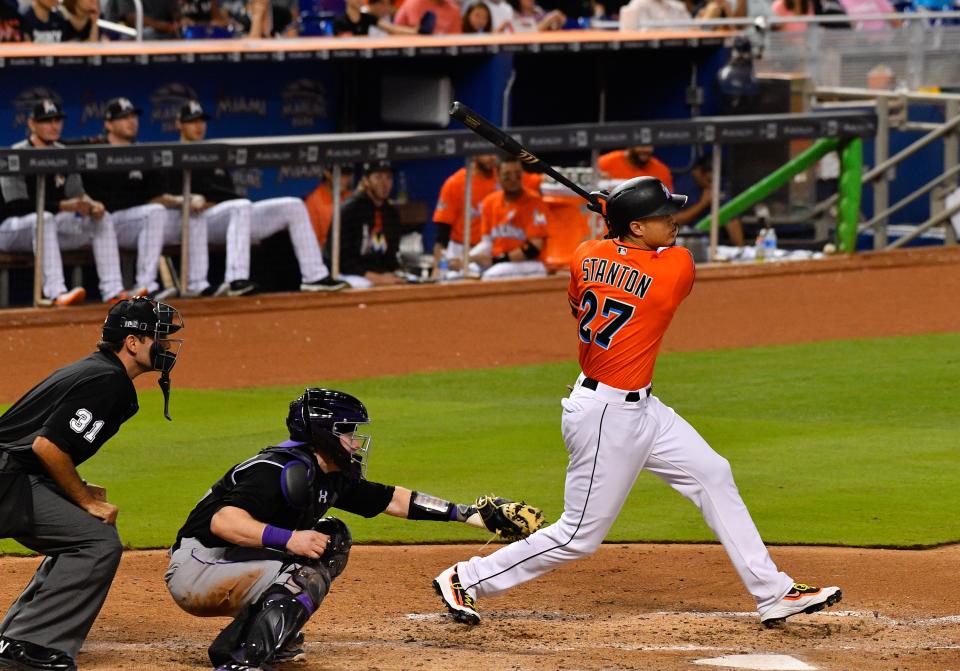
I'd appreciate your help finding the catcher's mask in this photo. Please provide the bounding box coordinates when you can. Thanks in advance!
[590,176,688,239]
[287,388,371,478]
[101,297,184,420]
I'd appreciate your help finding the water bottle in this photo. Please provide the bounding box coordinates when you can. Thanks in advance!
[754,229,766,262]
[763,226,778,260]
[437,257,449,282]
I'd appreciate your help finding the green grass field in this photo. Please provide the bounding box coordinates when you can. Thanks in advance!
[2,332,958,554]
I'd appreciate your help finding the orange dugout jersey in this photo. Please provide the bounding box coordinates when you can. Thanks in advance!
[480,188,549,257]
[597,151,674,191]
[568,239,694,390]
[433,167,498,247]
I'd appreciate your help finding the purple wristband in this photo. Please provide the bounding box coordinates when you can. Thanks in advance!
[262,525,293,549]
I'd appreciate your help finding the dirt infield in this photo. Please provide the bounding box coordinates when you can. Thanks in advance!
[2,247,960,670]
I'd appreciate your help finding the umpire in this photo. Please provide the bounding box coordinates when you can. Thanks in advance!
[0,297,184,671]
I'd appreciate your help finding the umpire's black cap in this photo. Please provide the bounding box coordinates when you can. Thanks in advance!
[31,99,65,122]
[105,97,142,121]
[178,100,211,122]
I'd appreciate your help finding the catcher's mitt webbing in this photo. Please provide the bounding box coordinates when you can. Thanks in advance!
[476,495,546,541]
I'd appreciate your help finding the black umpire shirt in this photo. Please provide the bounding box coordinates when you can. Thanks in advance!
[174,445,394,550]
[0,350,139,475]
[335,190,402,276]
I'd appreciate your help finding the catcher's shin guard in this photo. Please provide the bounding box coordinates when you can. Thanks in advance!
[208,579,321,668]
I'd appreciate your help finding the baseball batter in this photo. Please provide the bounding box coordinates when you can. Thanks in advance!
[165,388,543,671]
[435,176,842,628]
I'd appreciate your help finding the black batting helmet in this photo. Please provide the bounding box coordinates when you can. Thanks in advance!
[594,176,688,239]
[287,388,371,477]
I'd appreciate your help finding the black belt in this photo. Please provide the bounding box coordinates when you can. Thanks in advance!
[581,377,651,402]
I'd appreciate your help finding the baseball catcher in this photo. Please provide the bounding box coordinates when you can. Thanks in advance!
[164,388,545,671]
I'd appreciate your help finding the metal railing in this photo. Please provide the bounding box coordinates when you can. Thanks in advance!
[97,0,144,41]
[813,86,960,249]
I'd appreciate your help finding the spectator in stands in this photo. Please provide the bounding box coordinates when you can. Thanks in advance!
[1,0,27,40]
[690,0,731,19]
[61,0,100,40]
[620,0,691,28]
[305,166,355,247]
[673,153,745,246]
[431,153,499,277]
[462,1,492,31]
[365,0,402,34]
[463,157,549,281]
[598,144,674,191]
[771,0,851,31]
[107,0,181,38]
[333,0,423,34]
[21,0,71,41]
[335,161,404,288]
[503,0,564,31]
[483,0,514,30]
[81,97,171,299]
[770,0,811,30]
[394,0,461,34]
[179,0,232,32]
[0,99,135,306]
[157,100,346,296]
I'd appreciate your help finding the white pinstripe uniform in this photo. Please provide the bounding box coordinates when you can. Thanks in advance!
[1,143,125,301]
[163,198,251,295]
[250,197,332,283]
[107,204,167,293]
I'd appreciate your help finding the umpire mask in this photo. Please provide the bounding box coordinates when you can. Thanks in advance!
[102,297,184,420]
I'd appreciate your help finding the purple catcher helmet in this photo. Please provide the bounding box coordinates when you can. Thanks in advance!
[287,388,371,477]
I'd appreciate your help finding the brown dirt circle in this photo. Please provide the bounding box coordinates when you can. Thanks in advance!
[2,247,960,671]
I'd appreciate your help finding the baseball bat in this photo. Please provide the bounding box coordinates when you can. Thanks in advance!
[449,101,599,208]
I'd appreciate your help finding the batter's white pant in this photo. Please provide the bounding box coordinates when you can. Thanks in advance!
[250,197,330,283]
[480,260,547,281]
[164,199,251,294]
[0,211,124,300]
[456,373,795,616]
[109,204,166,292]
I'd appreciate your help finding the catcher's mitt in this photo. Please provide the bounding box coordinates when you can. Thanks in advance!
[476,495,545,541]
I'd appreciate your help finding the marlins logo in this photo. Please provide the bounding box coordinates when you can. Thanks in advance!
[13,87,62,128]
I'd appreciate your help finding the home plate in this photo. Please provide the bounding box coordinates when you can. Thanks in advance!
[693,654,817,670]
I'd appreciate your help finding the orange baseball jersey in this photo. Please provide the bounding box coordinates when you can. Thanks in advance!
[433,167,499,246]
[522,171,543,193]
[568,239,694,390]
[304,183,350,246]
[597,150,674,191]
[480,188,549,257]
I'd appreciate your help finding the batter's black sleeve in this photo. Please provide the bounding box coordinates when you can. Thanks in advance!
[334,478,395,518]
[39,373,133,466]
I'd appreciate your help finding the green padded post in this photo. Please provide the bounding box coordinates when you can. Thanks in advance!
[695,137,840,232]
[837,137,863,254]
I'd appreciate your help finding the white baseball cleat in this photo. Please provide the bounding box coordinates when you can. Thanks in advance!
[760,583,843,627]
[433,565,481,625]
